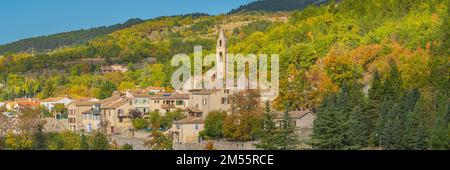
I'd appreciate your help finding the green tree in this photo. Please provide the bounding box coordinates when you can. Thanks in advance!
[277,104,300,150]
[121,143,133,150]
[96,80,117,99]
[132,118,149,130]
[430,113,449,150]
[311,94,345,149]
[54,103,68,119]
[149,112,162,129]
[31,124,47,150]
[347,105,370,149]
[204,111,227,139]
[255,102,279,150]
[366,70,383,136]
[80,134,90,150]
[414,122,429,150]
[91,132,109,150]
[144,130,173,150]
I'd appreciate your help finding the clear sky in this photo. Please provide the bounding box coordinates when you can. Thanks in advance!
[0,0,255,45]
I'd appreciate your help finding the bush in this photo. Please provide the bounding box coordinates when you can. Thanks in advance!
[121,143,133,150]
[132,118,149,130]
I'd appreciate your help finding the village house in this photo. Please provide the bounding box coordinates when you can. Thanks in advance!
[67,100,100,132]
[81,103,102,133]
[149,93,190,115]
[188,89,231,119]
[13,100,40,113]
[273,110,316,139]
[40,97,73,112]
[170,117,204,144]
[100,94,134,135]
[146,86,165,94]
[101,64,128,73]
[126,89,151,114]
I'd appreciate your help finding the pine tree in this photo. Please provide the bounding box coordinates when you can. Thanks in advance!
[366,70,384,146]
[430,113,449,150]
[399,90,421,149]
[347,105,370,149]
[383,60,403,102]
[255,101,279,150]
[401,112,415,149]
[381,103,403,150]
[414,121,429,150]
[277,104,300,150]
[311,94,345,149]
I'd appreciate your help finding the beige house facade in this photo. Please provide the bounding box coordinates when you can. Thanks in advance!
[189,89,231,118]
[67,100,99,132]
[101,96,134,135]
[170,117,204,144]
[149,93,190,115]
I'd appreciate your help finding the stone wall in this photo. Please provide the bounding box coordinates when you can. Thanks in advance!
[174,140,258,150]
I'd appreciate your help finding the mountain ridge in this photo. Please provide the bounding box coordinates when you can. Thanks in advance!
[0,18,144,55]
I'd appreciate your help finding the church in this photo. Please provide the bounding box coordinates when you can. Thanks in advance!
[181,29,250,92]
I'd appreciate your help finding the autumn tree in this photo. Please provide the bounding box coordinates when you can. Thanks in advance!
[224,90,262,141]
[144,130,173,150]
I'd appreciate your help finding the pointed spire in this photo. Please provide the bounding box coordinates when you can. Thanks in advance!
[217,28,227,48]
[219,28,226,40]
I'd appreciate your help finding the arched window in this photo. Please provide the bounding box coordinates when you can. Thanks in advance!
[219,40,222,47]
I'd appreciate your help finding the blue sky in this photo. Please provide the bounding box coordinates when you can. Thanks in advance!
[0,0,255,45]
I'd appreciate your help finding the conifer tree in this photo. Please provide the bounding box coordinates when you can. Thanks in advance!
[255,102,279,150]
[347,105,370,149]
[414,121,429,150]
[430,113,449,150]
[382,61,403,102]
[381,103,403,150]
[277,104,300,150]
[311,94,345,149]
[366,70,384,146]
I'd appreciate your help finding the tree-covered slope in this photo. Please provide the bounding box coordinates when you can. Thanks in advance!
[229,0,327,14]
[0,18,143,54]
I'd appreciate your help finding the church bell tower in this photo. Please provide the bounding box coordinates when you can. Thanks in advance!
[216,28,227,82]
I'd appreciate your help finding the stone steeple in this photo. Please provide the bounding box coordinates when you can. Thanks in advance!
[216,28,227,82]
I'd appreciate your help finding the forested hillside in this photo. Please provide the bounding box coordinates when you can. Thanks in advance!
[0,0,448,149]
[0,18,143,54]
[229,0,327,14]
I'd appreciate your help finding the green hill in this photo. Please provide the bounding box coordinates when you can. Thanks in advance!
[0,18,143,54]
[229,0,327,14]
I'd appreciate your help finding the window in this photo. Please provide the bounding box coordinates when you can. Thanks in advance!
[176,124,180,130]
[176,100,184,105]
[202,99,207,105]
[195,124,199,130]
[221,97,227,104]
[219,40,222,47]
